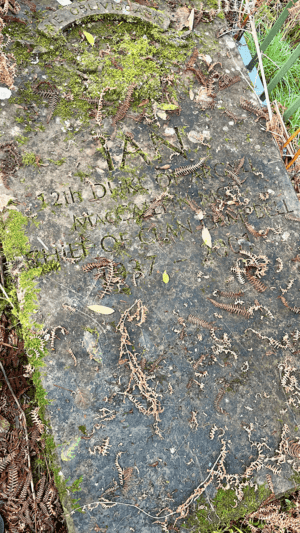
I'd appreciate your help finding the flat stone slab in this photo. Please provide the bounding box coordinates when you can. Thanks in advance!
[2,2,300,532]
[38,0,171,34]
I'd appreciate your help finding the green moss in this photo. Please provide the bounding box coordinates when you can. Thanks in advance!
[74,170,90,181]
[1,211,30,261]
[22,151,39,166]
[84,327,100,341]
[48,157,66,166]
[15,135,28,145]
[0,209,82,513]
[9,15,194,124]
[184,485,270,533]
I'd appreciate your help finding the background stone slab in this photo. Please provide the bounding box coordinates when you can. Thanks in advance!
[2,2,300,532]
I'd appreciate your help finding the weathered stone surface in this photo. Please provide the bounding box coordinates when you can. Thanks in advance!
[2,2,300,532]
[38,0,171,34]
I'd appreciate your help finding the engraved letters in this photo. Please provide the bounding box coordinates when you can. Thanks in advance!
[38,0,170,35]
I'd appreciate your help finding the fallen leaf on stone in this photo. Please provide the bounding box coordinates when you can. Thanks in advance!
[163,270,169,284]
[83,30,94,46]
[0,194,16,212]
[157,103,178,111]
[87,305,114,314]
[156,164,170,170]
[188,8,194,30]
[189,89,194,101]
[202,227,212,248]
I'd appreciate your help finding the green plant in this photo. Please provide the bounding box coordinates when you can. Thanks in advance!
[22,152,37,166]
[48,157,66,166]
[245,23,300,143]
[15,135,28,145]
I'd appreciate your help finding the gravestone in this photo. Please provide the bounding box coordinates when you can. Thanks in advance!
[2,1,300,531]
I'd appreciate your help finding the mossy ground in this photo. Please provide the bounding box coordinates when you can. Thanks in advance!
[183,485,270,533]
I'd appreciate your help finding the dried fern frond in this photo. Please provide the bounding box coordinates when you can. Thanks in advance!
[33,81,60,123]
[185,48,198,69]
[185,197,205,216]
[123,466,134,495]
[245,269,267,293]
[174,157,208,176]
[67,348,77,366]
[112,83,136,129]
[116,300,162,429]
[279,295,300,314]
[240,98,268,121]
[0,37,16,89]
[188,314,216,329]
[244,220,265,238]
[186,66,208,86]
[215,290,244,298]
[231,258,246,285]
[82,258,126,298]
[50,325,69,351]
[214,385,228,415]
[222,108,244,123]
[142,191,173,219]
[285,213,300,222]
[208,298,250,318]
[219,74,241,91]
[30,407,44,434]
[209,424,218,440]
[7,461,18,495]
[115,452,123,486]
[95,86,115,128]
[287,440,300,458]
[276,257,283,272]
[46,91,60,123]
[0,141,21,188]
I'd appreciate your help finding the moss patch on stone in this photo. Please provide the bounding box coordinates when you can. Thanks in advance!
[7,15,194,124]
[0,209,82,517]
[183,485,271,533]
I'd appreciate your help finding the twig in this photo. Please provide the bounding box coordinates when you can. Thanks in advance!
[274,100,294,159]
[245,1,272,120]
[0,282,14,308]
[0,341,17,349]
[284,127,300,148]
[0,362,37,518]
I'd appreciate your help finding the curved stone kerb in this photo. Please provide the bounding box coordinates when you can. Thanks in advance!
[38,0,170,35]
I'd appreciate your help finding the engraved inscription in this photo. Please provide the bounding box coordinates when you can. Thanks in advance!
[38,0,170,35]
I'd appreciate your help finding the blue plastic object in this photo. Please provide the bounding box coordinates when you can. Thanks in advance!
[236,35,267,106]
